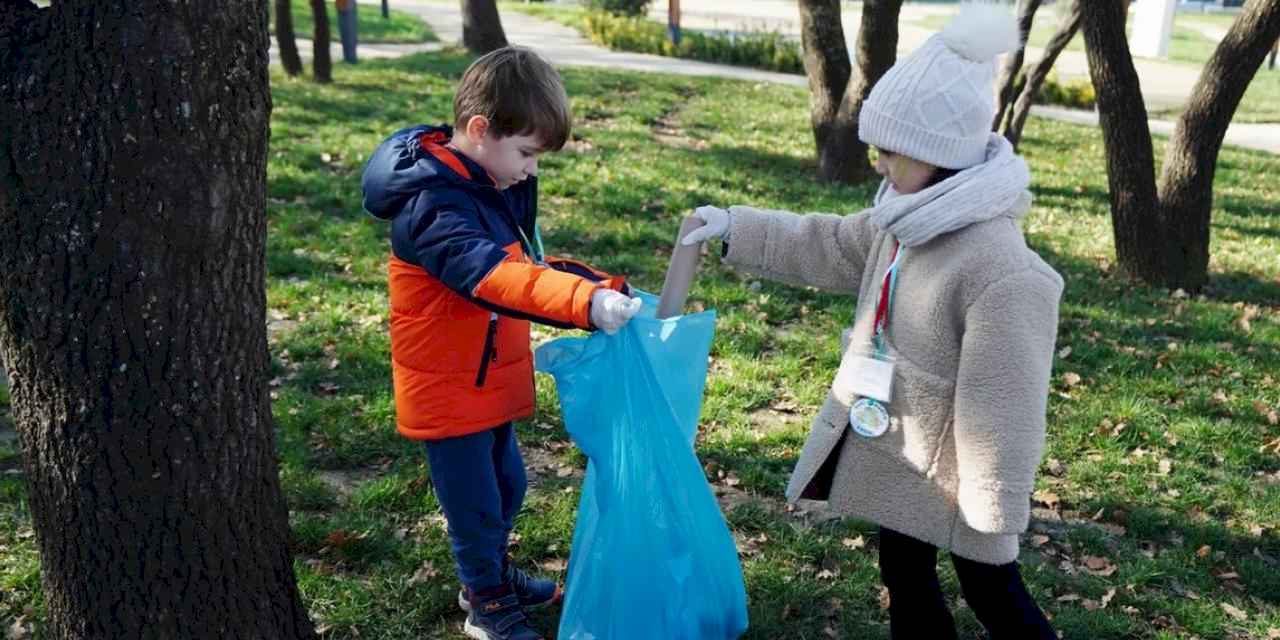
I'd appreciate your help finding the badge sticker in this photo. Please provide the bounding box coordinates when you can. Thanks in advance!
[849,398,890,438]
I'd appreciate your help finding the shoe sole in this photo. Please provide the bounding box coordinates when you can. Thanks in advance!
[458,585,563,614]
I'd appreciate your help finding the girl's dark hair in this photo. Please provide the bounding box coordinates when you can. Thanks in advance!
[926,166,961,188]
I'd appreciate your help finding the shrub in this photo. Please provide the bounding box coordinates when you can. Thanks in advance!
[1036,72,1097,110]
[586,0,651,17]
[580,11,804,75]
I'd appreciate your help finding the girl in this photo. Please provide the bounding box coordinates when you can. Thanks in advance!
[683,6,1062,639]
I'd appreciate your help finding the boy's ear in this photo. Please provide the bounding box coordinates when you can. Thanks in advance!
[465,115,490,145]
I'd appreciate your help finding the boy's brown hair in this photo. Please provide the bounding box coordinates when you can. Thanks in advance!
[453,46,572,152]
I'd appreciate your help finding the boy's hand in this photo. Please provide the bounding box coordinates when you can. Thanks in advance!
[680,205,730,245]
[590,289,643,334]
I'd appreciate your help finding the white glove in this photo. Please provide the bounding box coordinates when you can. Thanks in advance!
[590,289,642,335]
[680,205,730,245]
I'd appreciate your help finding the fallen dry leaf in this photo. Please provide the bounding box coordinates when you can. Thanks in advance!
[1033,489,1061,510]
[1045,458,1066,477]
[407,561,439,585]
[1030,534,1051,548]
[6,617,32,640]
[842,536,866,550]
[1100,587,1117,609]
[1197,545,1213,559]
[1062,372,1083,387]
[540,558,568,573]
[815,569,837,581]
[1082,556,1118,577]
[1263,436,1280,456]
[1221,602,1248,621]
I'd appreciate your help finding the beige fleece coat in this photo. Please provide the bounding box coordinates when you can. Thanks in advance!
[724,201,1063,565]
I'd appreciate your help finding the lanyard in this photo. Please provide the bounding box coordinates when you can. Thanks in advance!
[514,222,546,265]
[872,241,903,355]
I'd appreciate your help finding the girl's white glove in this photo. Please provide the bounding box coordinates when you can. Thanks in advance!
[680,205,730,245]
[590,289,643,334]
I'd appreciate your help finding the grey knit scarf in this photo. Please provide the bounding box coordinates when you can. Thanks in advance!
[870,134,1033,248]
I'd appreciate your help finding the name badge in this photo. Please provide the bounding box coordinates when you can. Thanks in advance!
[850,398,890,438]
[845,353,895,404]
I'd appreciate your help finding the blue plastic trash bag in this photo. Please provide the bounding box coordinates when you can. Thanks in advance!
[534,291,749,640]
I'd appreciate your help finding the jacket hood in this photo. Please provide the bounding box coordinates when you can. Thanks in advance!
[362,125,474,220]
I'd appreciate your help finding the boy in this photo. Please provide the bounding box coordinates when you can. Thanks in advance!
[361,46,642,640]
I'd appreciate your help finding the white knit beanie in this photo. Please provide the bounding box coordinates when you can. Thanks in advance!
[859,4,1020,170]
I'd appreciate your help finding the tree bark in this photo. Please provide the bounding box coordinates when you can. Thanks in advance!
[1157,0,1280,290]
[993,0,1042,131]
[1082,0,1280,291]
[1081,0,1162,286]
[798,0,903,184]
[1005,0,1081,148]
[0,2,316,638]
[461,0,509,55]
[276,0,305,77]
[311,0,333,82]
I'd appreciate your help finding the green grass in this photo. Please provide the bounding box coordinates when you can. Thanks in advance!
[912,8,1280,123]
[2,48,1279,639]
[270,0,436,45]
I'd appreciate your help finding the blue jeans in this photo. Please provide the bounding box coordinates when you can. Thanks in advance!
[423,423,527,592]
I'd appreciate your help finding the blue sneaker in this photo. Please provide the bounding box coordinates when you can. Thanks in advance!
[462,587,543,640]
[459,561,563,613]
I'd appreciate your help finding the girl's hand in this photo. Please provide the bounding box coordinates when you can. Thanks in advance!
[680,205,730,245]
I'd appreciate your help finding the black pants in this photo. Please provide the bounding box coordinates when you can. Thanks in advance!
[879,528,1056,640]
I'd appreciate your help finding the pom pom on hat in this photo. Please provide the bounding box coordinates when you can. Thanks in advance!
[940,3,1020,62]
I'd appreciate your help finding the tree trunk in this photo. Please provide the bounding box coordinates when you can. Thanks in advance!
[1081,0,1162,286]
[276,0,305,76]
[1005,0,1081,148]
[461,0,508,55]
[1269,37,1277,69]
[1082,0,1280,291]
[798,0,903,184]
[993,0,1042,130]
[0,2,316,638]
[311,0,333,82]
[1156,0,1280,290]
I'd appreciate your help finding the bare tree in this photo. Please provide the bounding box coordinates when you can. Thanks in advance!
[1004,0,1081,148]
[311,0,333,82]
[277,0,305,77]
[993,0,1043,130]
[1081,0,1280,290]
[0,1,316,637]
[798,0,905,184]
[461,0,509,55]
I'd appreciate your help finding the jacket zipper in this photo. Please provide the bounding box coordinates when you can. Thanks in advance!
[475,312,499,387]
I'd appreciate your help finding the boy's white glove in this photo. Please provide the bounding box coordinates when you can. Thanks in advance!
[680,205,730,245]
[590,289,643,334]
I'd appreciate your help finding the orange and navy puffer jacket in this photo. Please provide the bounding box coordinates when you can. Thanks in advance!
[361,125,627,441]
